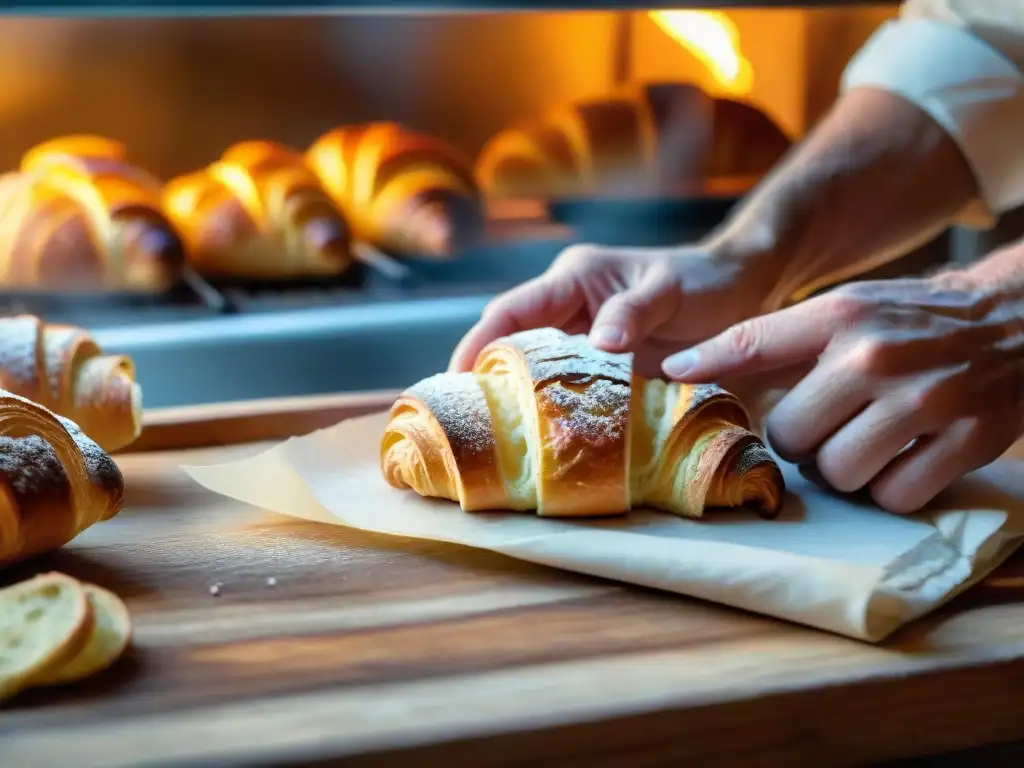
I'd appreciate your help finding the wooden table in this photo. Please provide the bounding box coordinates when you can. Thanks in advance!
[1,392,1024,767]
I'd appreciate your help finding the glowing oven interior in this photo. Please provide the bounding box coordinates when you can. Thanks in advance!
[0,6,902,298]
[0,7,897,179]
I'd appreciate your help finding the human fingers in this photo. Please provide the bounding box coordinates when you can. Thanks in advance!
[869,417,1003,514]
[661,293,844,381]
[588,261,680,353]
[813,394,933,493]
[448,275,584,372]
[764,347,875,462]
[719,361,816,429]
[561,307,592,337]
[719,361,816,404]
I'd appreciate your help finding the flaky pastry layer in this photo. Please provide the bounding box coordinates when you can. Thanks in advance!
[381,328,784,519]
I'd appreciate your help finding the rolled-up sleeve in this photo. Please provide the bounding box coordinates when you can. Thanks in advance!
[841,0,1024,226]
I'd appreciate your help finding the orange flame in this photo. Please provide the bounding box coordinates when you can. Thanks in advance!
[649,10,753,96]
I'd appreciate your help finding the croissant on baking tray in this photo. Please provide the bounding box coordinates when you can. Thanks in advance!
[163,140,353,280]
[476,81,792,199]
[306,122,484,259]
[0,390,124,568]
[0,315,142,453]
[0,135,186,292]
[381,328,784,519]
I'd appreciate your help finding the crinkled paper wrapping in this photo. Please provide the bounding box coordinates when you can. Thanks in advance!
[183,411,1024,642]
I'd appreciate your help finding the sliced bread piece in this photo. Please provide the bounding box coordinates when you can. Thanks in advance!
[0,572,92,701]
[35,584,132,686]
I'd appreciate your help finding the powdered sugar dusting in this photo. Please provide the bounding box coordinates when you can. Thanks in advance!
[504,329,631,446]
[43,326,81,405]
[0,316,42,394]
[507,329,632,386]
[544,377,628,446]
[408,373,494,456]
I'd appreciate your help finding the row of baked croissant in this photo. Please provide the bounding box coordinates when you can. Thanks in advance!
[0,125,484,291]
[0,81,789,292]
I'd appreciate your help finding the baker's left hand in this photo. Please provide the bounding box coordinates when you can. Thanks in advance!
[663,274,1024,513]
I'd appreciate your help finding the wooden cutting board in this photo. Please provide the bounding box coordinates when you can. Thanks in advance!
[1,392,1024,767]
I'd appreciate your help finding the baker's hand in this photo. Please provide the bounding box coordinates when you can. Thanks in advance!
[449,242,775,376]
[665,274,1024,513]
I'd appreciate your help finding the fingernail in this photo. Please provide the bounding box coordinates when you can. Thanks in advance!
[590,326,625,348]
[664,350,699,378]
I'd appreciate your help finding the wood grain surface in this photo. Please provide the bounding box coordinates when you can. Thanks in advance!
[127,390,401,453]
[2,400,1024,767]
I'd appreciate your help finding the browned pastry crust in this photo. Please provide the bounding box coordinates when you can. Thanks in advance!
[474,329,633,517]
[0,315,141,453]
[0,391,124,567]
[384,374,508,513]
[306,122,483,259]
[163,140,353,279]
[382,328,784,519]
[476,81,791,199]
[0,135,186,292]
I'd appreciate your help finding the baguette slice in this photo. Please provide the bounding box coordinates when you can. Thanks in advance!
[35,584,132,686]
[0,572,93,701]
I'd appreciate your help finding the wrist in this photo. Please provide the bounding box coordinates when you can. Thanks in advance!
[960,244,1024,296]
[701,220,789,311]
[933,259,1024,343]
[928,266,984,294]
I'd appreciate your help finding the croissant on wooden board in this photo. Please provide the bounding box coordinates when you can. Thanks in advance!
[381,328,784,519]
[0,135,186,292]
[0,390,124,568]
[163,140,353,280]
[0,315,142,453]
[306,122,484,259]
[476,81,792,199]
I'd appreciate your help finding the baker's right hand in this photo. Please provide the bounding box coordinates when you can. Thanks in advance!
[448,241,778,376]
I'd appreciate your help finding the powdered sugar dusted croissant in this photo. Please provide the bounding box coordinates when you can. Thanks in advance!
[0,315,142,452]
[0,390,124,567]
[381,328,783,518]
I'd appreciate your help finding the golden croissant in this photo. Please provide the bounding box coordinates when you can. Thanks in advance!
[476,80,791,200]
[306,122,483,259]
[0,135,186,292]
[0,390,124,567]
[0,315,142,453]
[381,328,784,518]
[163,140,353,279]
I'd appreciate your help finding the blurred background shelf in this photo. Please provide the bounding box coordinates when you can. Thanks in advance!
[2,2,1013,409]
[0,0,897,16]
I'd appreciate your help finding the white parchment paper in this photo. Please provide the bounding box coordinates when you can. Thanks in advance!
[183,411,1024,642]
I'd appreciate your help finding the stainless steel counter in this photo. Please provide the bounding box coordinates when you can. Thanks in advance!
[92,294,491,408]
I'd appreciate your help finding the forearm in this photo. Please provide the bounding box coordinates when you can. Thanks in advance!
[708,86,978,312]
[707,8,1024,313]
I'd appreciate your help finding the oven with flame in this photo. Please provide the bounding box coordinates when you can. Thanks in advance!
[0,5,956,408]
[0,6,908,304]
[650,11,754,96]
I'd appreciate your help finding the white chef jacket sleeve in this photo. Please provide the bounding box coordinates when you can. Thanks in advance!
[841,0,1024,227]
